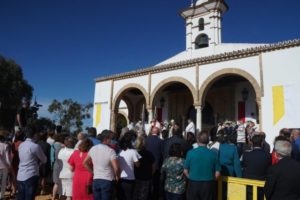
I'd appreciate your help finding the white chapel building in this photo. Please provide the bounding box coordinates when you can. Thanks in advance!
[93,0,300,145]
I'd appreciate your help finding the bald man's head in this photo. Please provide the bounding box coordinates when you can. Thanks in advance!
[151,127,160,136]
[291,129,300,140]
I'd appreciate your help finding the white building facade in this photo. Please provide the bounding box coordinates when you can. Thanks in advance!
[93,0,300,146]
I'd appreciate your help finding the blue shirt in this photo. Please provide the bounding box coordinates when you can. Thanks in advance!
[17,138,47,181]
[219,143,242,177]
[89,136,101,146]
[184,146,220,181]
[292,137,300,161]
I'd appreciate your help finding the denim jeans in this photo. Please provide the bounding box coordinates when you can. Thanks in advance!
[17,175,39,200]
[237,143,245,158]
[93,179,114,200]
[165,191,183,200]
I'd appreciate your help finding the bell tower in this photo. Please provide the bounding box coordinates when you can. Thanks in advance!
[180,0,228,51]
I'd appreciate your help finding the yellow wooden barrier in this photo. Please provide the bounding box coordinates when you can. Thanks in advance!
[218,176,266,200]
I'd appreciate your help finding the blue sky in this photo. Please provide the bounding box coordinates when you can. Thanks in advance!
[1,0,300,127]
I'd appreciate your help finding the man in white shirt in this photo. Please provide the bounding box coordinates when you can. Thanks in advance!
[83,130,119,200]
[236,120,246,157]
[17,127,47,200]
[185,118,195,135]
[46,130,55,145]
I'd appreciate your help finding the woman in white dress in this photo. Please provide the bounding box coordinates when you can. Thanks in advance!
[58,136,76,200]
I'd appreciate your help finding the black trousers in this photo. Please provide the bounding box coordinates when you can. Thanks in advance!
[150,170,161,200]
[187,180,214,200]
[118,179,135,200]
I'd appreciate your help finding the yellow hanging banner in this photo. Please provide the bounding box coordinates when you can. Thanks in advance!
[272,86,285,125]
[95,103,102,127]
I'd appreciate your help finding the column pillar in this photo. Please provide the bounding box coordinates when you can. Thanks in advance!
[110,109,118,132]
[257,100,262,131]
[147,107,153,124]
[195,105,202,131]
[182,115,186,133]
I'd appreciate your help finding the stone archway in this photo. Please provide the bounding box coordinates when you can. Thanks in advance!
[116,111,129,136]
[150,77,198,107]
[112,83,149,111]
[118,111,129,125]
[111,83,149,131]
[149,77,198,129]
[120,96,134,123]
[199,68,262,105]
[198,68,262,130]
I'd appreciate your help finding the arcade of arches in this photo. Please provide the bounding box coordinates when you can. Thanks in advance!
[112,74,261,134]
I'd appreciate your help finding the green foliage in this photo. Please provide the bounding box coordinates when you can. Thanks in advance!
[34,117,55,132]
[0,55,33,129]
[48,98,93,132]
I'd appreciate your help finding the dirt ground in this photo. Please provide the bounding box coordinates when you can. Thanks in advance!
[4,186,53,200]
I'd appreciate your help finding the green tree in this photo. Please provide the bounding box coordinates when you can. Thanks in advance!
[48,99,93,132]
[34,117,55,132]
[0,56,33,129]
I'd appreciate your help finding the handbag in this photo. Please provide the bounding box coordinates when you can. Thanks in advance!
[86,183,93,194]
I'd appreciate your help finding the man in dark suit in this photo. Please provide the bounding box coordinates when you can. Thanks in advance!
[242,134,272,180]
[163,128,188,159]
[145,126,163,200]
[264,140,300,200]
[242,134,271,200]
[291,129,300,161]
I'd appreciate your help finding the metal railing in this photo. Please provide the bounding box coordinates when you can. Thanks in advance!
[218,176,266,200]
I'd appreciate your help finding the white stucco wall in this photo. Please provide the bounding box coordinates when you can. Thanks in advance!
[261,46,300,145]
[93,80,112,132]
[94,80,112,104]
[119,100,127,109]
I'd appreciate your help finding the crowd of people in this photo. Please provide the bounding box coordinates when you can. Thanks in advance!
[0,118,300,200]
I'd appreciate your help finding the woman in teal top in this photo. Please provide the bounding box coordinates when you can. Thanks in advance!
[219,134,242,177]
[161,143,186,200]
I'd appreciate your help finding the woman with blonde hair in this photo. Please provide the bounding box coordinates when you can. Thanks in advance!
[68,138,94,200]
